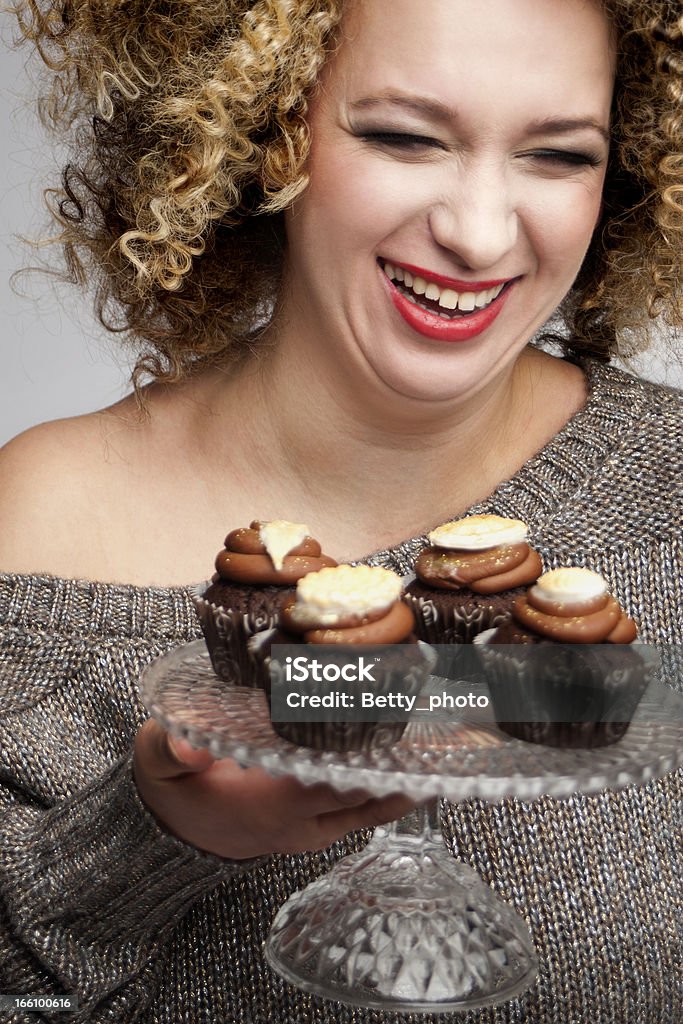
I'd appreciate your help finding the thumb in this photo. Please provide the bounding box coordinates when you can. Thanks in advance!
[136,719,215,780]
[167,734,216,773]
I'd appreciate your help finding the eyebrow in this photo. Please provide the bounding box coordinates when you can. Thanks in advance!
[350,94,457,124]
[527,117,611,145]
[349,94,610,144]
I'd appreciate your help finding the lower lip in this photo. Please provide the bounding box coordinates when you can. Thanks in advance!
[381,269,514,342]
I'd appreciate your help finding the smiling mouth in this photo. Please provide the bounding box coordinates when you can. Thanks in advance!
[379,259,509,319]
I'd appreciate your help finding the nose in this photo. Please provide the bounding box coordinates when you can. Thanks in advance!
[428,162,518,271]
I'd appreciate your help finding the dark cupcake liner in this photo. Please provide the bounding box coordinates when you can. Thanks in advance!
[268,719,410,753]
[253,634,436,751]
[402,577,518,644]
[191,582,268,686]
[475,634,651,748]
[201,579,296,633]
[402,574,519,679]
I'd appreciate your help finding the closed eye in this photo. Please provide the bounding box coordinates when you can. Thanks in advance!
[528,149,603,168]
[359,131,444,151]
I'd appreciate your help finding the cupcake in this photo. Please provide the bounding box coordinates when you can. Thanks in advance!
[404,514,543,646]
[479,567,648,748]
[254,564,434,751]
[194,519,336,684]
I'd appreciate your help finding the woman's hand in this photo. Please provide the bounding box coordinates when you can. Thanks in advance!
[133,719,416,860]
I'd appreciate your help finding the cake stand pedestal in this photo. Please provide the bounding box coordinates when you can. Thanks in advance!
[140,642,683,1013]
[265,796,538,1011]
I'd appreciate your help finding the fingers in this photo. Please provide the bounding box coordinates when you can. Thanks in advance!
[284,792,419,853]
[367,793,419,825]
[323,792,417,834]
[288,780,374,815]
[135,719,215,780]
[290,780,415,819]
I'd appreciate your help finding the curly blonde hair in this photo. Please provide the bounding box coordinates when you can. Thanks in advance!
[9,0,683,385]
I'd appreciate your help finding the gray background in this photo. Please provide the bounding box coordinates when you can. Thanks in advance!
[2,22,681,448]
[1,21,131,447]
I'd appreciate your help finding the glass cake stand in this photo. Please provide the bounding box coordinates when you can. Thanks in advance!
[139,641,683,1014]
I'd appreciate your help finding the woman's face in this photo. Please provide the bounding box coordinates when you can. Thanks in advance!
[281,0,615,406]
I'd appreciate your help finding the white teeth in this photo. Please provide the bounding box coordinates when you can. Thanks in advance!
[439,288,459,310]
[382,262,507,315]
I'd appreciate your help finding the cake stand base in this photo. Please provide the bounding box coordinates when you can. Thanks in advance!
[265,801,538,1012]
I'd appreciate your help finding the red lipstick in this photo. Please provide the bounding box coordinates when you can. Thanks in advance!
[394,261,512,293]
[379,264,515,343]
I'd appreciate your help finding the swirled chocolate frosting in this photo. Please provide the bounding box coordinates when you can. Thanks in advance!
[215,520,336,585]
[415,514,542,594]
[279,565,415,645]
[511,568,638,643]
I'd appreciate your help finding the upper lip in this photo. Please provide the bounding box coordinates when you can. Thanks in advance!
[381,259,515,292]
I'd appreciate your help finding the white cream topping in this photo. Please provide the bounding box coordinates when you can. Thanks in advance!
[428,514,528,551]
[532,567,608,605]
[259,520,310,571]
[291,565,403,626]
[382,261,505,315]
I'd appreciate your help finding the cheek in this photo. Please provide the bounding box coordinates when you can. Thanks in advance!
[526,185,604,269]
[304,142,425,241]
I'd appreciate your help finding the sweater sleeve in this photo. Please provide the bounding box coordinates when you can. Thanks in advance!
[0,598,263,1023]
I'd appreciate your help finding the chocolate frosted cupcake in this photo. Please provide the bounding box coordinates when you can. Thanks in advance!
[194,519,336,684]
[254,565,433,751]
[479,567,648,748]
[404,514,543,645]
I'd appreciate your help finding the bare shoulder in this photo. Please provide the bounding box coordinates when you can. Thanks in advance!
[0,401,149,580]
[0,378,236,584]
[0,414,115,577]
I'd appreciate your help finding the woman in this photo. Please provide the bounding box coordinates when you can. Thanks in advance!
[1,0,681,1021]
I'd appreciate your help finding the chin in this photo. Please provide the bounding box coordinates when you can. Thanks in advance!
[374,369,480,406]
[368,346,506,407]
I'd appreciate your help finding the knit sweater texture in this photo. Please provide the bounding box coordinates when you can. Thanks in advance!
[0,360,682,1024]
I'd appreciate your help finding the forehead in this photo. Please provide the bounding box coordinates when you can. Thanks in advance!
[320,0,615,126]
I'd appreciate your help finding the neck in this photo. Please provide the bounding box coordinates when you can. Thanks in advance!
[187,342,576,560]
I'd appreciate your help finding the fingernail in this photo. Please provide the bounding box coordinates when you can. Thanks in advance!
[169,735,196,762]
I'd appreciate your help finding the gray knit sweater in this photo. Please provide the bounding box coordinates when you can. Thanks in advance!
[1,361,682,1024]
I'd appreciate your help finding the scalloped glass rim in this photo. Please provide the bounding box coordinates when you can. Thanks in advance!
[139,640,683,802]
